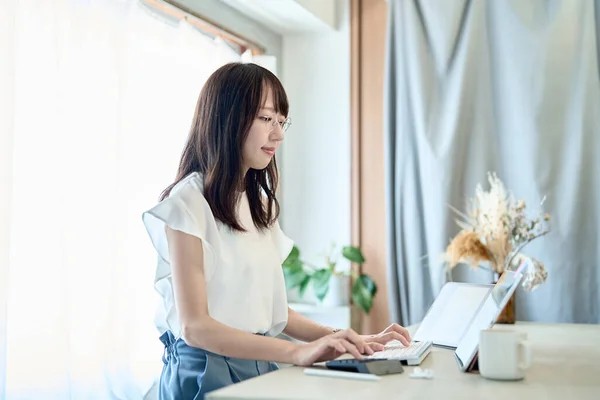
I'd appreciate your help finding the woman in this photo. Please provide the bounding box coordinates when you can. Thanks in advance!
[142,62,411,399]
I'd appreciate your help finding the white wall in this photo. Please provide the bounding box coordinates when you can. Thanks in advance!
[279,0,351,271]
[181,0,351,271]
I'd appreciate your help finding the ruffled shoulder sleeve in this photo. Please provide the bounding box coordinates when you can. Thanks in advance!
[270,219,294,263]
[142,173,220,283]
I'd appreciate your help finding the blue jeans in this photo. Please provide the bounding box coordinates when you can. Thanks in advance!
[158,331,279,400]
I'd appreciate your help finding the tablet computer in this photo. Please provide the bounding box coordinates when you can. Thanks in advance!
[454,268,525,372]
[413,282,493,348]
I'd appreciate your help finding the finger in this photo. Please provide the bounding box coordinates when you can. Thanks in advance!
[379,331,410,347]
[387,323,412,342]
[337,329,371,354]
[367,342,385,352]
[338,338,364,360]
[330,339,347,354]
[335,329,364,353]
[366,332,400,345]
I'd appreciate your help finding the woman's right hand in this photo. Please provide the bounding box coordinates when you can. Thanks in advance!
[289,329,385,367]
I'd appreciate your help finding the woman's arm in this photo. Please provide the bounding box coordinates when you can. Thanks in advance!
[282,308,336,342]
[167,226,299,364]
[167,226,379,365]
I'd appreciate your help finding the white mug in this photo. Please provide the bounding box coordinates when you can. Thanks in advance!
[478,329,532,380]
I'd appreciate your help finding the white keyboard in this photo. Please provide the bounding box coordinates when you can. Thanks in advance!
[365,340,432,365]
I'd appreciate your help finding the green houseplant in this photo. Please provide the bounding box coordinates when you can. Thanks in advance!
[282,244,377,314]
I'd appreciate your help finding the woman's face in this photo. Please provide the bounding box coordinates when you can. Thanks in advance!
[242,88,288,173]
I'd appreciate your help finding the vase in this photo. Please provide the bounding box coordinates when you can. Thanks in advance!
[493,273,516,324]
[286,283,318,305]
[322,275,350,307]
[496,291,516,324]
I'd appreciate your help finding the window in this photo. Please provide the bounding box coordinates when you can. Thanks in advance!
[0,1,247,397]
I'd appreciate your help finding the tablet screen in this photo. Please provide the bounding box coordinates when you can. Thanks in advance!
[454,270,524,371]
[413,282,493,348]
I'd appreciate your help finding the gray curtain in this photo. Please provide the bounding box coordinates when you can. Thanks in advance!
[384,0,600,327]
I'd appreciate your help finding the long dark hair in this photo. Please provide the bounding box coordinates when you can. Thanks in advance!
[160,62,288,232]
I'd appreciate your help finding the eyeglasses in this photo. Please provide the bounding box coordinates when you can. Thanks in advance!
[257,115,292,133]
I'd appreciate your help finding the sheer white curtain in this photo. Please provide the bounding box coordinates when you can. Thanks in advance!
[0,0,243,398]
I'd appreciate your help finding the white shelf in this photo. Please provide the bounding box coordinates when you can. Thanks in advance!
[288,302,350,314]
[288,302,351,330]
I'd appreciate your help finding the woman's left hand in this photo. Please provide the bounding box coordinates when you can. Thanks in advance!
[361,323,412,347]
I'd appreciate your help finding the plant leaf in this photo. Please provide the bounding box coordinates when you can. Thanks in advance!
[342,246,365,264]
[283,245,300,266]
[311,268,332,301]
[352,274,377,314]
[282,259,307,289]
[298,275,311,297]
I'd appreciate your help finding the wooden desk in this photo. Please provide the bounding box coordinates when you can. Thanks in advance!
[207,322,600,400]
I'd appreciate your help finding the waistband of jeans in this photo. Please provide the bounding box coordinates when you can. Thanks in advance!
[159,329,268,347]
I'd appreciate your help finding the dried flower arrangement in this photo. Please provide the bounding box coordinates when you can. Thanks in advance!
[443,172,550,291]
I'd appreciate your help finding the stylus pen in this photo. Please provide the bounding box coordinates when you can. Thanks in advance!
[303,368,381,381]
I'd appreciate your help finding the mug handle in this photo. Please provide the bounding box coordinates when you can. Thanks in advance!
[519,340,532,370]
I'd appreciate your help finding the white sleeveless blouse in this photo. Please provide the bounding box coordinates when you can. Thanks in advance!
[142,172,293,339]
